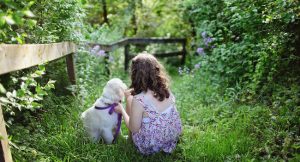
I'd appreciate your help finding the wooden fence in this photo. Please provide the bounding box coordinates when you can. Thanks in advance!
[89,38,187,70]
[0,42,77,162]
[0,37,186,161]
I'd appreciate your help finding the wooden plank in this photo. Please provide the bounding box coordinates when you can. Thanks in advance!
[127,38,186,44]
[0,42,77,75]
[66,53,76,84]
[88,38,185,52]
[153,51,183,58]
[88,39,128,52]
[0,105,12,162]
[127,51,183,59]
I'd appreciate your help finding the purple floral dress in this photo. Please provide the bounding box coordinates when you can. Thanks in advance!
[132,93,182,155]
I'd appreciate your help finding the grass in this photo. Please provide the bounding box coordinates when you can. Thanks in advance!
[9,65,291,161]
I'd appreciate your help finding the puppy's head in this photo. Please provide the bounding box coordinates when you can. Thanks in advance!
[101,78,127,104]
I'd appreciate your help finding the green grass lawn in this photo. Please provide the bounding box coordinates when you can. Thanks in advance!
[10,72,279,161]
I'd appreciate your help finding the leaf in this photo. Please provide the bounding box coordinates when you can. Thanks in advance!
[16,37,23,44]
[4,15,15,25]
[31,102,42,109]
[27,1,35,7]
[38,65,46,71]
[36,85,47,96]
[48,80,56,84]
[21,77,28,81]
[0,97,10,104]
[27,19,37,28]
[17,89,26,97]
[0,15,5,27]
[0,83,6,93]
[12,77,18,83]
[23,10,35,17]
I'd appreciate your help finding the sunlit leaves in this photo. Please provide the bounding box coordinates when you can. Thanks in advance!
[0,0,37,43]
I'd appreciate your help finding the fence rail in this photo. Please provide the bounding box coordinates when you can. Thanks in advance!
[0,42,76,76]
[89,37,187,70]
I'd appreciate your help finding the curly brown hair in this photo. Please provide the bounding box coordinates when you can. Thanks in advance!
[130,53,170,101]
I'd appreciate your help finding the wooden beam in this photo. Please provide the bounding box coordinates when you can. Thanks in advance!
[66,53,76,84]
[0,105,12,162]
[128,51,183,59]
[0,42,77,75]
[153,51,183,58]
[127,38,186,44]
[88,38,186,52]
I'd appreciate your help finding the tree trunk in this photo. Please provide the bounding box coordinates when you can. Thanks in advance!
[101,0,109,25]
[131,1,137,35]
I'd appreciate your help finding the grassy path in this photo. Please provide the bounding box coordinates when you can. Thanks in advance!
[11,73,268,161]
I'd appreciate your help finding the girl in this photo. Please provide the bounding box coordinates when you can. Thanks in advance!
[115,53,182,155]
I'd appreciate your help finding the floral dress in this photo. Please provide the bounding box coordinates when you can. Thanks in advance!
[132,93,182,155]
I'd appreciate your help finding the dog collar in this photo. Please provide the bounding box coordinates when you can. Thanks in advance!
[94,103,118,114]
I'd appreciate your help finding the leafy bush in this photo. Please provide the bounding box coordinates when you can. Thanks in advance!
[183,0,300,159]
[0,0,85,44]
[184,0,300,102]
[0,65,55,125]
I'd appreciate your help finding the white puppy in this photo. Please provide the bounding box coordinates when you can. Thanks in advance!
[81,78,127,144]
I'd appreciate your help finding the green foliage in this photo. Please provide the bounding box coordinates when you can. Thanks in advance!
[133,0,190,37]
[29,0,85,43]
[0,65,55,124]
[0,0,36,43]
[2,0,299,161]
[0,0,85,44]
[184,0,300,102]
[173,69,300,161]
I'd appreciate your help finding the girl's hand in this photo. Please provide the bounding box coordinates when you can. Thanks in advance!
[125,89,133,98]
[114,103,124,114]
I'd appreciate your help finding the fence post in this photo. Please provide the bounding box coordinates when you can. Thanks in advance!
[104,52,110,75]
[66,53,76,84]
[0,105,13,162]
[124,44,130,71]
[181,39,187,65]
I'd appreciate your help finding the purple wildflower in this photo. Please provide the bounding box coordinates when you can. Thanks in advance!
[96,50,106,57]
[197,47,204,55]
[194,63,201,69]
[204,37,213,46]
[201,32,207,38]
[91,45,100,54]
[108,55,114,62]
[178,67,183,75]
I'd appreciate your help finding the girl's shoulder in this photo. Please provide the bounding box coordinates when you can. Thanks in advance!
[132,92,147,107]
[133,92,146,100]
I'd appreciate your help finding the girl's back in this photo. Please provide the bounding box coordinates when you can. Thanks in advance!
[132,90,182,155]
